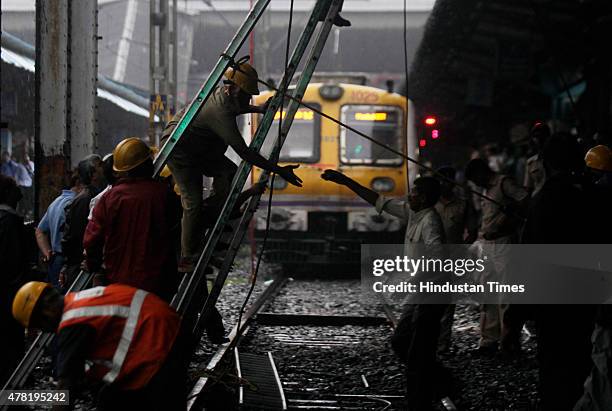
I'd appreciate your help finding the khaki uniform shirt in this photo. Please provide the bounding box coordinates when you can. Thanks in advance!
[435,196,468,244]
[480,174,528,239]
[161,87,244,167]
[524,153,546,196]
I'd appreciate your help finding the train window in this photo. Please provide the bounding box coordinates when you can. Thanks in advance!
[340,105,403,166]
[260,104,321,163]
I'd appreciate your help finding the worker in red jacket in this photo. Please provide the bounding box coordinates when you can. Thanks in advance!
[84,138,181,302]
[12,281,187,410]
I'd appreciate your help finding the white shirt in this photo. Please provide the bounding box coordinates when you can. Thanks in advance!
[375,195,444,247]
[88,185,111,220]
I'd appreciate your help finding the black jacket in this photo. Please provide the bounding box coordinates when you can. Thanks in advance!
[61,186,98,270]
[0,206,29,293]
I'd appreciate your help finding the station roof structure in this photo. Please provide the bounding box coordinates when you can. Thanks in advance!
[408,0,612,136]
[1,42,150,118]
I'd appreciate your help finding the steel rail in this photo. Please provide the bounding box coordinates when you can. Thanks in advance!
[187,276,288,410]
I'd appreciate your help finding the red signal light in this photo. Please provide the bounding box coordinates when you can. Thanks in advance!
[419,139,427,148]
[424,116,437,126]
[431,129,439,139]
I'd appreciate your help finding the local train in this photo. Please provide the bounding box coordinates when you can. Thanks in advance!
[249,80,417,271]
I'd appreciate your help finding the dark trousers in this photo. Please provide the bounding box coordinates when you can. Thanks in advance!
[205,306,226,340]
[168,155,237,258]
[535,305,595,411]
[96,328,190,411]
[391,304,447,411]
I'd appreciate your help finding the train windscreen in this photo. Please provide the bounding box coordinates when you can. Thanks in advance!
[260,105,321,163]
[340,105,403,166]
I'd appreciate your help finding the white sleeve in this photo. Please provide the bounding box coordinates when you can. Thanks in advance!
[422,213,444,245]
[375,195,410,220]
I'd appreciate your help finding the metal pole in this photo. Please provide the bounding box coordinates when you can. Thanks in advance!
[149,0,157,143]
[149,0,171,146]
[69,0,97,160]
[171,0,178,114]
[160,0,169,123]
[35,0,69,218]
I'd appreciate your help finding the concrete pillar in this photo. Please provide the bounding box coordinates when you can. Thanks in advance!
[70,0,98,160]
[35,0,98,218]
[35,0,69,218]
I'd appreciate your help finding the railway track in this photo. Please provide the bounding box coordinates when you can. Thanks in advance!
[12,271,460,411]
[186,275,408,411]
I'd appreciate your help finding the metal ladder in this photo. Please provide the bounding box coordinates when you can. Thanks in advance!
[171,0,341,331]
[191,0,344,338]
[0,0,272,401]
[1,1,342,403]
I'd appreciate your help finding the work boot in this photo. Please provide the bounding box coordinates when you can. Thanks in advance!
[333,14,351,27]
[472,341,498,356]
[208,334,230,345]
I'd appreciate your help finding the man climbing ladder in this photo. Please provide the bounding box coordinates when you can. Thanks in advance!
[161,61,303,272]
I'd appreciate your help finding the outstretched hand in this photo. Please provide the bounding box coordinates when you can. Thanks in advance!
[321,169,350,186]
[278,164,303,187]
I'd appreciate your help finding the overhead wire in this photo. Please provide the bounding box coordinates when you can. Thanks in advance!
[250,75,511,211]
[234,0,295,344]
[403,0,410,190]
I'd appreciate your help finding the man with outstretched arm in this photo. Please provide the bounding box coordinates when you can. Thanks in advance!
[162,60,302,271]
[321,169,448,411]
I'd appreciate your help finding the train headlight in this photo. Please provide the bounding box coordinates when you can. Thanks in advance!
[370,177,395,193]
[319,84,344,101]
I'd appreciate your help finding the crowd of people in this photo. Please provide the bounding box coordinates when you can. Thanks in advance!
[1,150,34,219]
[0,58,296,410]
[2,59,612,410]
[322,122,612,411]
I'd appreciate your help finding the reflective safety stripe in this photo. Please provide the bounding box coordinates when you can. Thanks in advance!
[103,289,148,384]
[61,305,130,323]
[73,286,106,301]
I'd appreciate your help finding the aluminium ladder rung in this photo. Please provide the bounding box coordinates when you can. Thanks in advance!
[236,349,287,410]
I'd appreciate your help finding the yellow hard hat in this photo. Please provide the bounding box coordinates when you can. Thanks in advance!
[224,62,260,95]
[12,281,52,328]
[585,145,612,172]
[113,137,153,172]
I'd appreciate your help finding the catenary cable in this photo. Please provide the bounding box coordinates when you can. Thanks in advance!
[235,0,295,344]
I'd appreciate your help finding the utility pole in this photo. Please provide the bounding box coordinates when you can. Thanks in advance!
[149,0,178,146]
[35,0,97,218]
[259,9,271,80]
